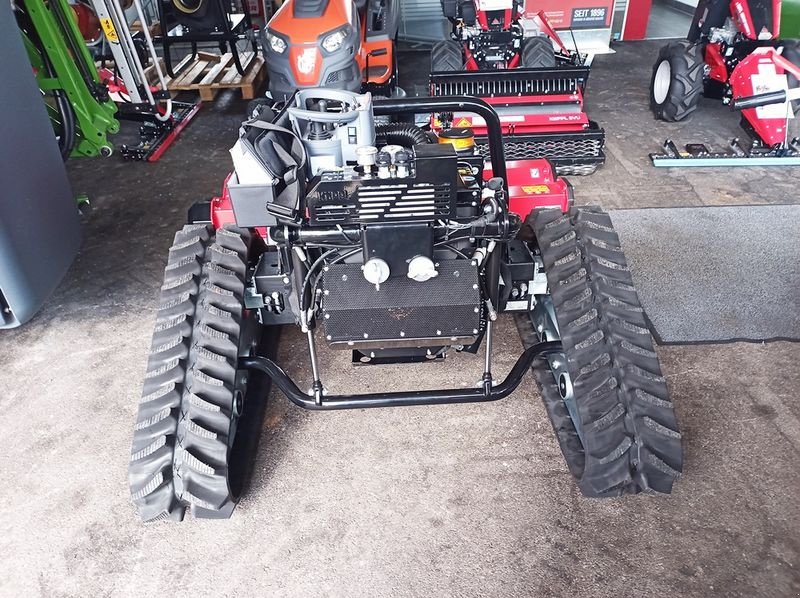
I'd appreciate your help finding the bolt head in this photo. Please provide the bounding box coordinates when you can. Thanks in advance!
[326,335,332,340]
[399,331,405,337]
[436,329,442,336]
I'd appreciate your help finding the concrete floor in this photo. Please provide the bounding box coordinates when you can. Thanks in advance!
[1,41,799,597]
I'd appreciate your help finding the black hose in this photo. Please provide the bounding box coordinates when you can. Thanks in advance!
[54,90,77,161]
[375,123,431,148]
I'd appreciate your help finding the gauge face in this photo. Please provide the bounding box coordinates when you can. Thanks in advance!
[363,258,390,286]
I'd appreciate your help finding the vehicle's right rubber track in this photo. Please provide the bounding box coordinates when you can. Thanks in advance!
[530,207,683,496]
[129,224,252,521]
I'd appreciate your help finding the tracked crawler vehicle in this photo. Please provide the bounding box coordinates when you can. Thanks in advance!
[129,91,682,521]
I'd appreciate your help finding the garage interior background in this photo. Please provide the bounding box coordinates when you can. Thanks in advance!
[397,0,800,47]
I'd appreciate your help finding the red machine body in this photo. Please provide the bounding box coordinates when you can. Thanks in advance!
[437,91,590,137]
[484,158,572,216]
[729,48,800,145]
[729,0,781,39]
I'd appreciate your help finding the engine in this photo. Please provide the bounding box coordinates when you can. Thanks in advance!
[242,89,516,359]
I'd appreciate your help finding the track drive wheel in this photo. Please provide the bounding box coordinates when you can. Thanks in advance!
[525,207,682,497]
[650,41,704,122]
[520,36,556,69]
[431,40,464,72]
[129,224,262,521]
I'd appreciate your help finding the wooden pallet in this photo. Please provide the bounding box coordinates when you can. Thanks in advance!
[164,51,265,101]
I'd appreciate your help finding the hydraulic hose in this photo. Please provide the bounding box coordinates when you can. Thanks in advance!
[375,123,431,147]
[373,96,507,187]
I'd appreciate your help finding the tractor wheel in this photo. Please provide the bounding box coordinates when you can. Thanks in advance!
[129,224,262,521]
[524,207,682,497]
[431,40,464,72]
[521,36,556,69]
[782,40,800,113]
[650,41,704,122]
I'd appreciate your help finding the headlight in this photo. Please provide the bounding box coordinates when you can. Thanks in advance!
[321,28,348,53]
[267,32,287,54]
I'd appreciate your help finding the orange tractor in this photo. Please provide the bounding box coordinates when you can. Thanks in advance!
[263,0,398,100]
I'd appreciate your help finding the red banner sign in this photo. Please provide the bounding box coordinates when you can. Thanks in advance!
[523,1,613,29]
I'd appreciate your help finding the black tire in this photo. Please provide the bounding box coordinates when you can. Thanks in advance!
[650,41,704,122]
[527,207,682,497]
[782,40,800,113]
[520,36,556,69]
[129,224,261,521]
[431,40,464,72]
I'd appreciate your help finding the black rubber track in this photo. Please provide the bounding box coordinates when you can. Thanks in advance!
[650,41,704,122]
[527,207,683,497]
[431,40,464,72]
[521,36,556,69]
[129,225,253,521]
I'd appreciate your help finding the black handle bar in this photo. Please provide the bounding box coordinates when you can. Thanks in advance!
[732,90,787,111]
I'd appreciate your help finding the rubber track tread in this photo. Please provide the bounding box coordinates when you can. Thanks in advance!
[128,225,252,522]
[431,40,464,72]
[521,36,556,69]
[529,207,683,497]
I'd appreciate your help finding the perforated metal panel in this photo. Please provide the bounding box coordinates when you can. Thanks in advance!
[322,260,482,345]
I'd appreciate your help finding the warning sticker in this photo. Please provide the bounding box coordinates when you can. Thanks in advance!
[522,185,550,194]
[456,117,472,128]
[100,18,119,43]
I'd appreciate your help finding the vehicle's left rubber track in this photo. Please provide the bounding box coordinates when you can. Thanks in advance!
[129,224,253,522]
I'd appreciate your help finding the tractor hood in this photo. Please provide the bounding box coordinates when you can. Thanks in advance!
[268,0,355,45]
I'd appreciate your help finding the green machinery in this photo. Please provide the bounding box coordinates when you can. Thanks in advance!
[14,0,118,159]
[784,0,800,37]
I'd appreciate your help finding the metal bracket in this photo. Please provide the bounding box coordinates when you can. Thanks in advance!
[240,340,563,410]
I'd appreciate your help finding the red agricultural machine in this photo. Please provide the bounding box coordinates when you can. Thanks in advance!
[429,0,605,176]
[649,0,800,166]
[128,89,681,522]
